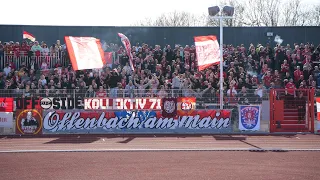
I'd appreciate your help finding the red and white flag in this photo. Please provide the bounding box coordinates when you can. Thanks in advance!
[64,36,106,71]
[23,31,36,42]
[118,33,134,71]
[194,35,220,71]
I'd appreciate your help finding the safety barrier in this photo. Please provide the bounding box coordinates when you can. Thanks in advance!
[0,51,118,70]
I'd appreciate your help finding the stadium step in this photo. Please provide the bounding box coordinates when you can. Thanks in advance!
[272,129,310,132]
[283,109,298,112]
[283,116,300,120]
[277,124,308,130]
[278,120,305,124]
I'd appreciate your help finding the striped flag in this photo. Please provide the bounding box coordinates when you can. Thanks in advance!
[64,36,106,71]
[118,33,134,71]
[23,31,36,42]
[316,98,320,133]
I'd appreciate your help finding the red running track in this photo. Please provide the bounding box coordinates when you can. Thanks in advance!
[0,134,320,151]
[1,151,320,180]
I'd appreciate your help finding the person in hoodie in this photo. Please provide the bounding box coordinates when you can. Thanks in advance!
[106,69,121,98]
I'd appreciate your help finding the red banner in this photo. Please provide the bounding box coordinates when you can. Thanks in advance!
[16,109,43,135]
[84,98,162,110]
[0,98,14,112]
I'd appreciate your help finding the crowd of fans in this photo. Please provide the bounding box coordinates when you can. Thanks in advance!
[0,38,320,105]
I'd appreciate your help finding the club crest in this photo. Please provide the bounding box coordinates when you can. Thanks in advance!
[240,106,259,129]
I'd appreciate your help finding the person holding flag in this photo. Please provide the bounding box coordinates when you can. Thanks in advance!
[118,33,134,71]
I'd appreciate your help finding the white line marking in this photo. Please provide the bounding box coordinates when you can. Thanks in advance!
[0,148,320,153]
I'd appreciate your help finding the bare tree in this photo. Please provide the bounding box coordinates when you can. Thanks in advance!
[309,3,320,26]
[282,0,302,26]
[242,0,281,26]
[133,11,206,27]
[133,0,320,27]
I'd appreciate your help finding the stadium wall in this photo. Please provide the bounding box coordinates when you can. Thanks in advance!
[0,25,319,47]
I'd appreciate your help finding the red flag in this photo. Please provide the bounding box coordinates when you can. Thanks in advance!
[118,33,134,71]
[23,31,36,42]
[64,36,106,71]
[194,35,220,71]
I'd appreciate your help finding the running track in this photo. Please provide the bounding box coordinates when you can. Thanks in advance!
[1,134,320,179]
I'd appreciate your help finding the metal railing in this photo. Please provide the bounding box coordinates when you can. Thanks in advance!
[0,88,268,105]
[0,51,119,70]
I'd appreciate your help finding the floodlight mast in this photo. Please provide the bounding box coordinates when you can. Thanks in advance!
[208,6,234,110]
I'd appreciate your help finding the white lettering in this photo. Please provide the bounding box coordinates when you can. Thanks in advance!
[138,99,146,109]
[42,111,231,132]
[92,99,99,109]
[0,102,8,108]
[84,99,92,109]
[148,99,156,109]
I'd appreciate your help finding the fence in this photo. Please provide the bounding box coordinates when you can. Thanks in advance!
[0,51,118,70]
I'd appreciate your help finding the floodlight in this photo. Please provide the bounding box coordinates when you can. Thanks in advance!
[208,6,220,16]
[222,6,234,16]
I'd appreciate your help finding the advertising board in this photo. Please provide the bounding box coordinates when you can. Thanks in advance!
[0,98,14,112]
[42,109,232,134]
[0,112,13,128]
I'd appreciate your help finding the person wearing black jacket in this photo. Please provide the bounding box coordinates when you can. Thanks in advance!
[296,91,306,124]
[105,69,121,98]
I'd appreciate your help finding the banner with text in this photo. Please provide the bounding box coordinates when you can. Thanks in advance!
[0,112,13,128]
[238,105,261,131]
[84,98,162,110]
[42,109,232,134]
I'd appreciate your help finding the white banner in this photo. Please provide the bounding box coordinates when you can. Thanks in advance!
[0,112,13,128]
[238,105,261,131]
[194,35,220,71]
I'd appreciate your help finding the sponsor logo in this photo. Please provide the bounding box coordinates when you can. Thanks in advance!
[16,109,42,135]
[42,110,231,133]
[40,97,82,110]
[84,98,162,110]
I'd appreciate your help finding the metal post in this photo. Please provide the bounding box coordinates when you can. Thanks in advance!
[219,17,224,110]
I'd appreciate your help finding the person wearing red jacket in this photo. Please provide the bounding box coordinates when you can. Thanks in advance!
[285,78,296,108]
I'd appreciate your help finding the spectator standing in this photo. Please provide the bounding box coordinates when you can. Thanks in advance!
[85,85,96,97]
[31,41,42,56]
[106,69,121,98]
